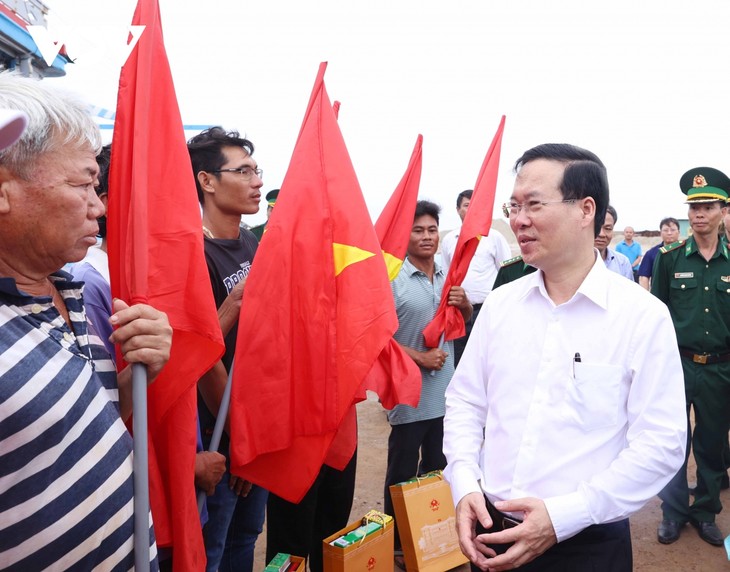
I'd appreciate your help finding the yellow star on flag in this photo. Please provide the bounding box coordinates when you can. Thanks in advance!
[333,243,375,276]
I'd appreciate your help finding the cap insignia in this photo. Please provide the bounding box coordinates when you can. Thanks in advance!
[693,175,708,188]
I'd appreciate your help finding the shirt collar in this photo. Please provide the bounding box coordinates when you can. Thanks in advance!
[0,270,80,300]
[684,235,729,260]
[403,256,444,277]
[518,250,609,310]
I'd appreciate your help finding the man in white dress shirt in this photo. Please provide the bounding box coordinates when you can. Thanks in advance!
[443,143,687,571]
[441,189,511,364]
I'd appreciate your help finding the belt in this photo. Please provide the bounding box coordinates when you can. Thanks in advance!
[678,349,730,365]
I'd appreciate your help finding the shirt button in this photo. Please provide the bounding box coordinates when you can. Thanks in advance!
[681,284,686,289]
[31,304,42,314]
[63,332,73,342]
[705,308,710,313]
[705,286,709,291]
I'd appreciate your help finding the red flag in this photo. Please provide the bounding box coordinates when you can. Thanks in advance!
[422,115,506,347]
[375,134,423,281]
[228,62,397,502]
[359,135,424,410]
[107,0,224,568]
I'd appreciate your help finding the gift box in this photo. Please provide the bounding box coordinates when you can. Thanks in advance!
[389,471,468,572]
[264,553,305,571]
[322,511,394,572]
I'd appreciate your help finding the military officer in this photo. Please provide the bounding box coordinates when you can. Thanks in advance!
[251,188,279,241]
[654,167,730,547]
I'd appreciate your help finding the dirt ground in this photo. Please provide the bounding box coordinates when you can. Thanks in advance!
[253,394,730,571]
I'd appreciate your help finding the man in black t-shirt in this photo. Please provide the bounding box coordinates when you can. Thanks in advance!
[188,127,266,572]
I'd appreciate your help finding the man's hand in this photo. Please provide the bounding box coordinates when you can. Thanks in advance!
[229,475,253,498]
[455,492,496,571]
[110,299,172,380]
[447,285,473,321]
[476,497,557,571]
[421,347,449,371]
[218,279,246,337]
[195,451,226,496]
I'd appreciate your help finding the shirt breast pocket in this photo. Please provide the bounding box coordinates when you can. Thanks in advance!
[568,363,623,431]
[715,281,730,312]
[669,278,697,311]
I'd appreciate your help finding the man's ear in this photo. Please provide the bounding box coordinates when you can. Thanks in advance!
[0,168,15,214]
[197,170,216,196]
[579,197,596,230]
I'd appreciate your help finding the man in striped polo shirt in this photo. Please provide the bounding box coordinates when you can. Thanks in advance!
[383,199,472,567]
[0,75,172,569]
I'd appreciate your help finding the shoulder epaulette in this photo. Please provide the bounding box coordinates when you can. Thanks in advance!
[659,240,685,254]
[500,255,524,268]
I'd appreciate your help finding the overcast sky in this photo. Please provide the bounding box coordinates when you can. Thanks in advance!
[48,0,730,233]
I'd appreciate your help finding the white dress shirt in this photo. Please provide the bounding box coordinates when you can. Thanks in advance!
[443,254,687,542]
[441,227,511,305]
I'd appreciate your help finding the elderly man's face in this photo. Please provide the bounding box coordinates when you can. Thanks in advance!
[4,144,103,270]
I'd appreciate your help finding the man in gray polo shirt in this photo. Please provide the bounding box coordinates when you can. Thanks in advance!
[383,199,472,567]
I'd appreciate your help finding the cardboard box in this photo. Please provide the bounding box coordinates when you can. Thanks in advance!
[389,471,468,572]
[323,515,394,572]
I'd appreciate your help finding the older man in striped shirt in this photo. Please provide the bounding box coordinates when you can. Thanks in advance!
[0,76,172,569]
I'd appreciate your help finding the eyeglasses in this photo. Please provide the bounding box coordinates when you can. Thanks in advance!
[502,199,576,218]
[212,166,263,180]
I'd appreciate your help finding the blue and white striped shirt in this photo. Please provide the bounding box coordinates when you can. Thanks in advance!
[387,258,455,425]
[0,272,157,571]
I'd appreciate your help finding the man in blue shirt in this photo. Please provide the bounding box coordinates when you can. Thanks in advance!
[615,226,642,282]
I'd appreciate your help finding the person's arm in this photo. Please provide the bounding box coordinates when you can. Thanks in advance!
[639,276,650,290]
[217,279,245,337]
[398,343,448,371]
[111,299,173,420]
[443,303,492,562]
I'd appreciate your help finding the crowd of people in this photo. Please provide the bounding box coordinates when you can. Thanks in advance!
[1,73,729,572]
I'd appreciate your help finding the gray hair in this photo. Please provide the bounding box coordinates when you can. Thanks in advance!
[0,73,102,180]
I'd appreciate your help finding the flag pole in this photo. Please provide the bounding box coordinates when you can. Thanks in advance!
[132,363,150,571]
[197,360,235,513]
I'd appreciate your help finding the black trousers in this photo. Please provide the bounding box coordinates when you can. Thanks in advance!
[470,504,632,572]
[383,417,447,549]
[266,450,357,572]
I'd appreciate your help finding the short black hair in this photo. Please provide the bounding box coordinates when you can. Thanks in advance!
[414,200,440,225]
[514,143,609,237]
[187,127,255,204]
[457,190,473,209]
[660,217,679,230]
[605,205,617,225]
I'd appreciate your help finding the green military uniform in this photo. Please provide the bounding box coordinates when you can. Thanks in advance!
[250,189,279,242]
[492,255,536,290]
[250,222,266,241]
[652,167,730,533]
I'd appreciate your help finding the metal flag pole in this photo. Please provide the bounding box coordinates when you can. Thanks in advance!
[132,363,150,571]
[197,359,235,513]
